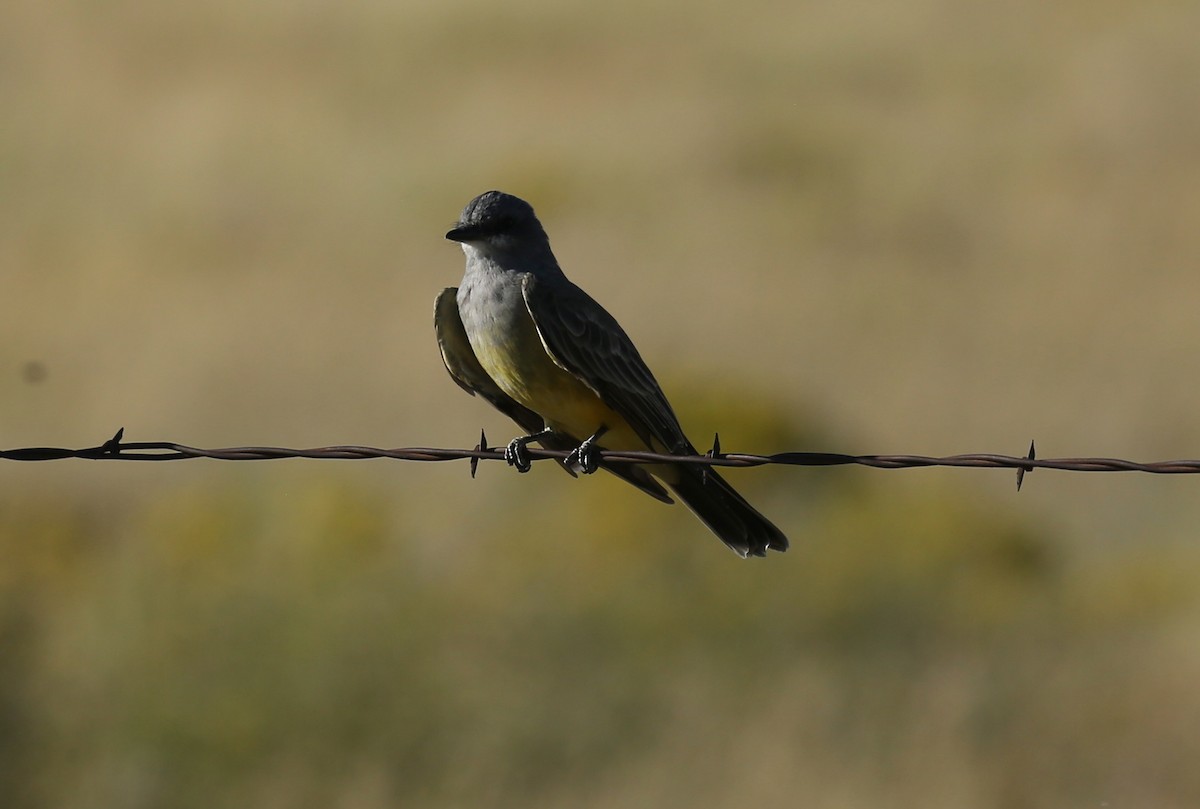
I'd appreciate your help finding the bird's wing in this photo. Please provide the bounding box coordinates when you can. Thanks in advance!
[521,275,691,454]
[435,287,552,436]
[437,287,676,498]
[436,288,579,479]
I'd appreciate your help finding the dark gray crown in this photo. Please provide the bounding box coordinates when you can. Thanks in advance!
[446,190,546,244]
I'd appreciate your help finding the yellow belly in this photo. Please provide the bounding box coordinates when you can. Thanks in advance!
[469,313,647,450]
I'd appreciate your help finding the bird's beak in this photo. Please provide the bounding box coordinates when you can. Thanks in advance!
[445,225,477,243]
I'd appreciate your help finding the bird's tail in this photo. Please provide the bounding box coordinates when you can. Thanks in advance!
[666,464,789,558]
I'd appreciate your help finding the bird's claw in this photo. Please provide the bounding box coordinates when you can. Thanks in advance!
[567,437,602,475]
[504,436,534,473]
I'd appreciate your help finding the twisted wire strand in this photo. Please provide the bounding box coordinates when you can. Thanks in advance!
[4,430,1199,489]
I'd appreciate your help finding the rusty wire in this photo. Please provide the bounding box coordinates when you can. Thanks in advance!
[4,430,1200,490]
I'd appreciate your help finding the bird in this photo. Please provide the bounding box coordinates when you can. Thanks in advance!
[434,190,788,557]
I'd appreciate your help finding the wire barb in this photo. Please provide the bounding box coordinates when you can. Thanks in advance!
[101,427,125,457]
[702,432,722,485]
[471,429,487,479]
[1017,440,1036,491]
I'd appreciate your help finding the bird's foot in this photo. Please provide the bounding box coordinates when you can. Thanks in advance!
[504,429,553,473]
[566,427,609,475]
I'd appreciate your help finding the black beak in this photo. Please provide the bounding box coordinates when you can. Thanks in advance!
[445,224,478,243]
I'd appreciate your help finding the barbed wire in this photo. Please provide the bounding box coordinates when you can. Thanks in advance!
[5,429,1200,490]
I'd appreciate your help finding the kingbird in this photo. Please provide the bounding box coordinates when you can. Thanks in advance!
[435,191,788,557]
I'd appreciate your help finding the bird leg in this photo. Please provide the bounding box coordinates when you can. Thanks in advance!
[566,426,609,475]
[504,428,555,473]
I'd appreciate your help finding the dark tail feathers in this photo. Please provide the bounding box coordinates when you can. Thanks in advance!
[668,464,789,558]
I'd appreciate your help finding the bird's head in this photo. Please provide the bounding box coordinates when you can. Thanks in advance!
[446,191,550,259]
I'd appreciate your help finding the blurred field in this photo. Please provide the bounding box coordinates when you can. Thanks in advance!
[4,1,1200,806]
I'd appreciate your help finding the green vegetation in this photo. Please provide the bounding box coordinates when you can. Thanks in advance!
[4,447,1198,807]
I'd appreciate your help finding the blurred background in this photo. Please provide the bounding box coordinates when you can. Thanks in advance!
[4,0,1200,806]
